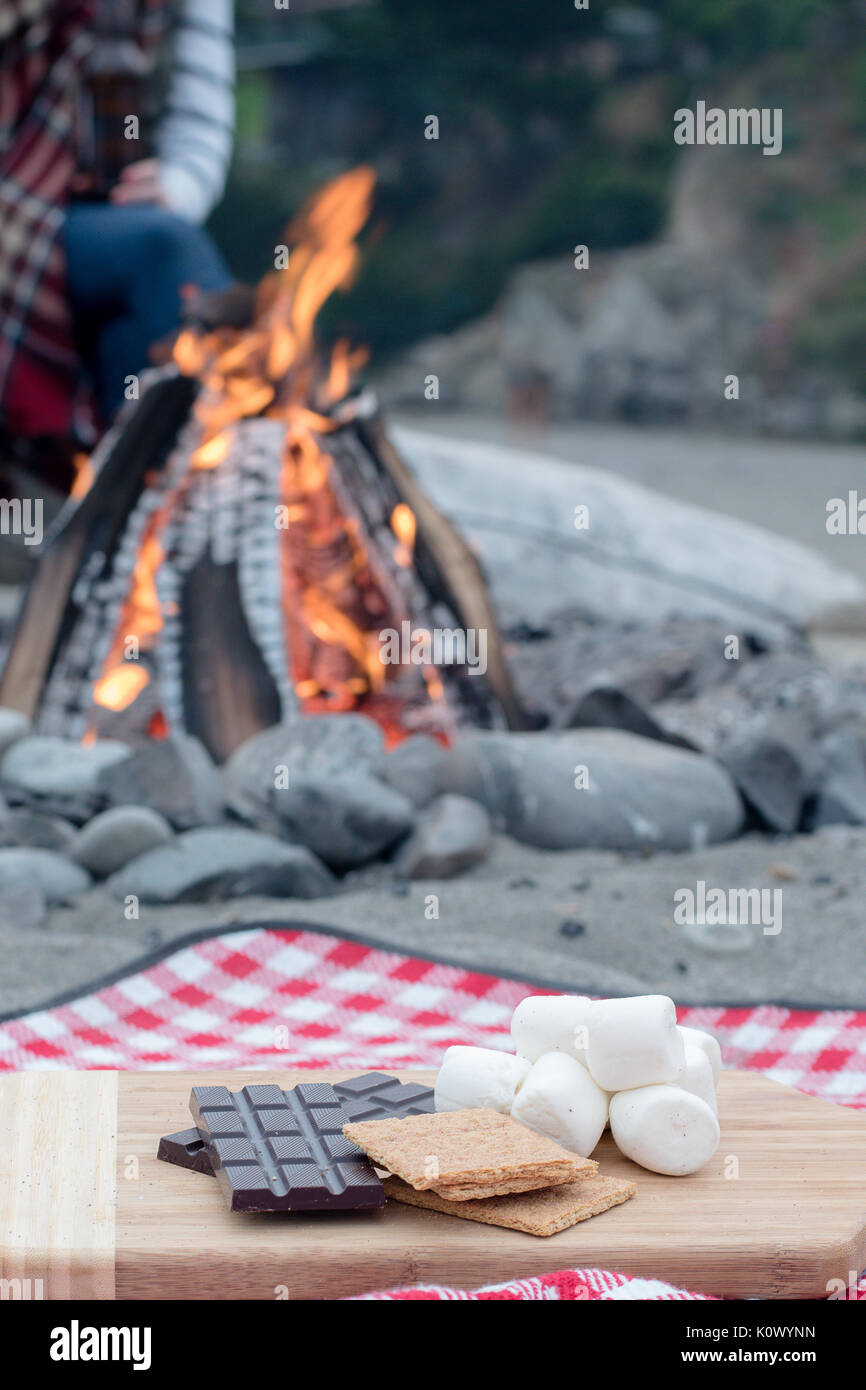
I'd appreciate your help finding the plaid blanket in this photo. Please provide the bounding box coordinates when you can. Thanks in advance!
[0,0,165,437]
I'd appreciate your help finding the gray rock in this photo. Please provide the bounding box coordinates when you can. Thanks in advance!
[0,863,46,930]
[567,682,696,750]
[812,780,866,829]
[439,735,517,832]
[811,730,866,828]
[223,715,386,830]
[395,794,492,879]
[512,618,787,728]
[441,729,743,852]
[98,735,223,829]
[653,650,866,760]
[73,806,173,877]
[717,711,818,833]
[394,424,864,633]
[108,827,334,904]
[507,616,799,738]
[0,737,129,821]
[717,739,806,834]
[0,848,91,903]
[379,735,449,808]
[1,809,77,853]
[272,771,415,870]
[222,715,405,866]
[0,708,31,757]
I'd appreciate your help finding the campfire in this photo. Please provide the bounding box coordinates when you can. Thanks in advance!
[0,169,526,762]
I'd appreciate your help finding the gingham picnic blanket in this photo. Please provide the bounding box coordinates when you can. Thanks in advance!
[1,925,864,1102]
[1,923,863,1300]
[351,1266,866,1301]
[351,1267,716,1300]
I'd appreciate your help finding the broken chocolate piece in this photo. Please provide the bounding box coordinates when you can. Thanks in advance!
[189,1081,385,1213]
[156,1126,214,1175]
[157,1072,435,1175]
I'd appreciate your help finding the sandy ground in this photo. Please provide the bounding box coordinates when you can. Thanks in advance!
[2,826,864,1017]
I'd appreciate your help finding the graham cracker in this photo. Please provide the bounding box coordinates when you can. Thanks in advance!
[342,1108,596,1196]
[429,1175,576,1201]
[383,1173,638,1237]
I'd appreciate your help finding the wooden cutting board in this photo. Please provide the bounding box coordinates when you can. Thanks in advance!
[1,1069,864,1300]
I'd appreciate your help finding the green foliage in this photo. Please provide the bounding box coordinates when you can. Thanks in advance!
[660,0,824,61]
[796,270,866,391]
[234,74,268,146]
[843,49,866,134]
[505,150,668,260]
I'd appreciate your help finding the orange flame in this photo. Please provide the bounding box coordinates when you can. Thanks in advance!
[322,338,369,408]
[88,166,447,741]
[93,532,163,711]
[70,452,94,500]
[391,503,416,568]
[192,431,231,470]
[93,663,149,712]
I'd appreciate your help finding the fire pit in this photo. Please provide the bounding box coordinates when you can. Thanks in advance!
[0,169,527,763]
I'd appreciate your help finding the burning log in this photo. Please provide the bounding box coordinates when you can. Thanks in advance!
[0,168,530,760]
[0,371,197,724]
[355,409,530,732]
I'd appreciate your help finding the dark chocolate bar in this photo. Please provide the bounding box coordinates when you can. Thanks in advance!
[156,1126,214,1175]
[189,1081,385,1213]
[158,1072,434,1176]
[333,1071,435,1122]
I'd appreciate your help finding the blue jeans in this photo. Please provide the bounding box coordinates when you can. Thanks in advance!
[64,203,232,423]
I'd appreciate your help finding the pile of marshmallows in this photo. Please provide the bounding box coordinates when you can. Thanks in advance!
[436,994,721,1176]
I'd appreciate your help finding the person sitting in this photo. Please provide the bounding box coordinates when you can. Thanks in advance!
[0,0,236,478]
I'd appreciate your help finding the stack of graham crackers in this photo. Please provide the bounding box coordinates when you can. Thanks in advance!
[343,1108,636,1237]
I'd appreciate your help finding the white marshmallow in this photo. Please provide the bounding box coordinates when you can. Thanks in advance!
[609,1084,720,1176]
[511,1052,608,1158]
[678,1025,722,1088]
[680,1042,717,1114]
[510,994,592,1064]
[585,995,685,1092]
[434,1045,530,1114]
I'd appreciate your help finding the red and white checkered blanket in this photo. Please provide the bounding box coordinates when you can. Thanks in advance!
[351,1267,714,1300]
[2,925,864,1102]
[352,1265,866,1300]
[1,924,863,1300]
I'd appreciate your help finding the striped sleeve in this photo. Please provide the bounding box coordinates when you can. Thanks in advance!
[155,0,235,224]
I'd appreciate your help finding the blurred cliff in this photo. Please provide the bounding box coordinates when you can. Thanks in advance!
[216,1,866,439]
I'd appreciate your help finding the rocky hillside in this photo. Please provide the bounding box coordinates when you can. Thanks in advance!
[375,40,866,441]
[220,1,866,438]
